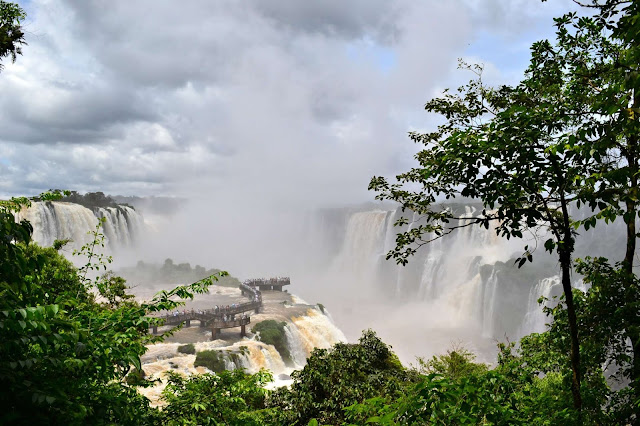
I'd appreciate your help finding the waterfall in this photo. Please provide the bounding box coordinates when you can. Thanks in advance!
[286,308,347,362]
[17,201,144,250]
[520,276,561,335]
[329,210,389,285]
[139,306,346,405]
[314,205,545,340]
[520,276,589,336]
[284,323,310,367]
[481,269,499,337]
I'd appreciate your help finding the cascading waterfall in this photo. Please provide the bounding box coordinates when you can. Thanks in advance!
[139,307,346,405]
[17,201,144,250]
[520,276,560,335]
[284,323,310,367]
[287,308,347,360]
[519,276,589,336]
[328,206,522,336]
[317,204,616,342]
[329,211,389,285]
[481,269,499,337]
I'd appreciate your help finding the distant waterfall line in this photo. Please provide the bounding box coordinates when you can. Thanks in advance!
[17,201,145,250]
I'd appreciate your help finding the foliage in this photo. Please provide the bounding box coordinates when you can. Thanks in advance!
[118,258,241,287]
[96,271,136,308]
[573,258,640,403]
[194,350,226,373]
[252,319,292,365]
[159,369,274,426]
[346,371,523,426]
[0,192,225,423]
[60,191,122,209]
[0,0,25,72]
[178,343,196,355]
[414,344,488,380]
[368,0,640,410]
[267,330,414,425]
[124,368,146,386]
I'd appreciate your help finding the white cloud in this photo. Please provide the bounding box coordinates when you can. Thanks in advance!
[1,0,579,205]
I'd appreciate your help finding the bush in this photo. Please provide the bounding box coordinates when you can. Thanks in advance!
[177,343,196,355]
[267,330,411,425]
[194,350,226,373]
[252,320,292,365]
[125,368,146,386]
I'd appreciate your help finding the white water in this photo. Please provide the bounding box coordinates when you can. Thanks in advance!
[520,276,589,336]
[309,204,625,360]
[321,207,525,339]
[520,276,561,335]
[140,305,346,406]
[302,205,619,362]
[17,201,144,250]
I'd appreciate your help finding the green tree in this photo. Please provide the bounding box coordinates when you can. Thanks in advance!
[268,330,413,425]
[549,1,640,395]
[160,369,274,425]
[370,2,640,410]
[369,57,586,408]
[0,0,26,72]
[0,194,226,423]
[415,344,488,380]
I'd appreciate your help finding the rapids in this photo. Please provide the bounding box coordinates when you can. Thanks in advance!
[139,289,346,406]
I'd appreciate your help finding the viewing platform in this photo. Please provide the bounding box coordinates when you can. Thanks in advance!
[150,276,289,339]
[243,277,290,292]
[152,308,256,340]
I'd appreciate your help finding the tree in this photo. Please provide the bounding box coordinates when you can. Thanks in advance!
[160,369,274,425]
[370,3,640,410]
[267,330,413,425]
[0,195,226,423]
[415,344,488,380]
[0,1,26,72]
[551,1,640,395]
[370,58,586,409]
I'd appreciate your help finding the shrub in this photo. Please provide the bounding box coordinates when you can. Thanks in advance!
[125,368,146,386]
[194,350,226,373]
[252,320,292,365]
[177,343,196,355]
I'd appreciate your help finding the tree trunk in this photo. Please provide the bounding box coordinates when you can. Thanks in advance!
[624,90,638,395]
[559,245,582,411]
[551,156,582,412]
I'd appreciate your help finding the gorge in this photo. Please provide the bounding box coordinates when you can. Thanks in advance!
[19,198,626,367]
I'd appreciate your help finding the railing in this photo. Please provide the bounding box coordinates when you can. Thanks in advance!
[151,276,291,334]
[243,277,290,287]
[160,300,261,326]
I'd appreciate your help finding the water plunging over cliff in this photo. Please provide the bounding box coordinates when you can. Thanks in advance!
[17,201,144,250]
[308,204,624,347]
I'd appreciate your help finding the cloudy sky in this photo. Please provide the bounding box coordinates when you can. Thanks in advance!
[1,0,578,206]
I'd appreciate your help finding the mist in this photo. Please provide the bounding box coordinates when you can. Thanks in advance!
[5,0,584,364]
